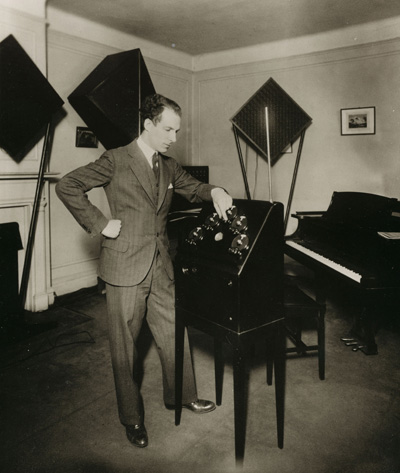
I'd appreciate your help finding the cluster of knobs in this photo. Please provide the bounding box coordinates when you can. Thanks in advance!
[185,206,250,256]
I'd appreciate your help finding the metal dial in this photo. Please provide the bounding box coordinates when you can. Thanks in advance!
[204,212,220,229]
[226,206,238,220]
[230,234,249,252]
[187,226,204,244]
[231,215,248,232]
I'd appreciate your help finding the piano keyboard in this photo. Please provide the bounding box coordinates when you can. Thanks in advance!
[286,240,362,283]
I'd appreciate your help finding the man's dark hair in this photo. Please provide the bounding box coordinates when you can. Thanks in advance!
[140,94,182,125]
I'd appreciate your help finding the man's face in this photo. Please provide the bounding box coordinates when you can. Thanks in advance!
[144,107,181,153]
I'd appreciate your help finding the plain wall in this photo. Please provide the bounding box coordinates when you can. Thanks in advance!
[46,11,400,296]
[193,39,400,235]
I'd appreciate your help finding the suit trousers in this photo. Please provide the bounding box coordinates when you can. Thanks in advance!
[105,251,198,426]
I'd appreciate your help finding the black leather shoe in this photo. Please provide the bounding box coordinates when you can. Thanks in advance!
[126,424,148,448]
[166,399,216,414]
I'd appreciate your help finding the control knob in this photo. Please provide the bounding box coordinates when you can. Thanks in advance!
[204,212,220,230]
[186,226,204,245]
[228,233,249,256]
[230,215,248,233]
[226,206,238,220]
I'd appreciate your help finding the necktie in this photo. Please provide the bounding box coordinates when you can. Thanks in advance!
[152,153,159,181]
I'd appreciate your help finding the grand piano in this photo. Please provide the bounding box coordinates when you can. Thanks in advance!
[229,78,400,356]
[285,191,400,354]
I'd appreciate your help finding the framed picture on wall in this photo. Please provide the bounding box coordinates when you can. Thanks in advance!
[76,126,98,148]
[340,107,375,135]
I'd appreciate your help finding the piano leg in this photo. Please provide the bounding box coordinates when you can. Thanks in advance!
[315,271,328,308]
[315,271,379,355]
[350,298,379,355]
[339,289,381,355]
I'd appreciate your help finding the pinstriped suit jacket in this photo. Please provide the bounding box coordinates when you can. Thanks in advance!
[56,139,216,286]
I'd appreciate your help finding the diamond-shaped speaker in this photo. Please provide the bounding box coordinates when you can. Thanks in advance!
[68,48,156,150]
[0,35,64,159]
[230,78,312,164]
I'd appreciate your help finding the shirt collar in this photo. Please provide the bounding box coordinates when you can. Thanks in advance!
[137,136,157,163]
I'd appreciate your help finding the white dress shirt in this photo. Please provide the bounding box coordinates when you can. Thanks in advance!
[137,136,157,169]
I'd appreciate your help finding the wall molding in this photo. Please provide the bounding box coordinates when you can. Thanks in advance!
[192,16,400,71]
[0,0,46,18]
[0,179,53,311]
[51,257,99,297]
[48,29,195,77]
[48,29,119,60]
[194,36,400,82]
[47,6,193,71]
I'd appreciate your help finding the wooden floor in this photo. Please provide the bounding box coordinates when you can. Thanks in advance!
[1,282,399,473]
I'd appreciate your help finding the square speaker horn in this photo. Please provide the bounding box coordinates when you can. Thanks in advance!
[0,35,64,160]
[68,48,156,150]
[230,78,312,164]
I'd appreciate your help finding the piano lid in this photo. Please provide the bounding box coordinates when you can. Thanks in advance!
[325,191,398,228]
[230,78,312,165]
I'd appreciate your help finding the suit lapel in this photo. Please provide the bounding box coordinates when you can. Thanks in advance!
[127,141,156,207]
[126,141,172,212]
[157,154,171,211]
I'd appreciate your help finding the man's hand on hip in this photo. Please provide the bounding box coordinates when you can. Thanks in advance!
[101,219,122,238]
[211,188,233,221]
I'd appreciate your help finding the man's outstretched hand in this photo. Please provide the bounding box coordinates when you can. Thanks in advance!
[211,188,233,221]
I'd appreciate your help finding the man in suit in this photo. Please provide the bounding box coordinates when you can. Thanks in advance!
[56,94,232,448]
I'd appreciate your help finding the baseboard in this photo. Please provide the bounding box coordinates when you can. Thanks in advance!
[51,259,99,298]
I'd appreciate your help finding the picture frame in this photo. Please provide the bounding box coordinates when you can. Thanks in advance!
[75,126,98,148]
[340,107,375,135]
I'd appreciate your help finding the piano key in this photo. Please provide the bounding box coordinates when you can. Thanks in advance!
[286,240,362,283]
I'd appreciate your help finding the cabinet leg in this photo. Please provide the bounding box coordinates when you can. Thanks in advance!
[274,322,286,449]
[214,337,223,406]
[232,341,247,463]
